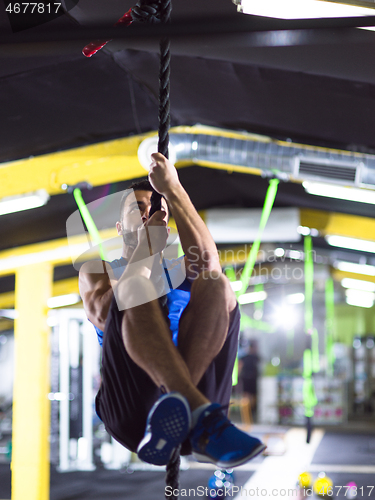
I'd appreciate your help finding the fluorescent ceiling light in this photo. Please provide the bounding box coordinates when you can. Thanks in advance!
[238,290,267,305]
[271,305,298,329]
[0,189,50,216]
[235,0,375,19]
[341,278,375,292]
[334,260,375,276]
[297,225,311,236]
[47,294,81,309]
[346,296,374,308]
[287,250,303,260]
[297,225,319,237]
[345,289,375,308]
[0,309,18,319]
[303,181,375,204]
[274,248,285,257]
[326,235,375,253]
[286,292,305,304]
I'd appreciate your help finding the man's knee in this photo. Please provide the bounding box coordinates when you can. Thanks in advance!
[192,271,236,307]
[115,275,159,311]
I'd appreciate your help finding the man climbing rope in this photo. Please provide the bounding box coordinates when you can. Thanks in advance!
[79,152,266,467]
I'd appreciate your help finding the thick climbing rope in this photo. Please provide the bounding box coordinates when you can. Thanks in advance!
[129,3,180,493]
[82,0,171,217]
[131,0,171,217]
[83,2,179,497]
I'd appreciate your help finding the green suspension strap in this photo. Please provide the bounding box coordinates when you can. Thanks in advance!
[230,178,279,385]
[304,236,320,373]
[224,266,237,283]
[303,235,318,443]
[325,278,336,377]
[73,188,107,261]
[237,179,280,297]
[304,235,314,335]
[224,266,240,386]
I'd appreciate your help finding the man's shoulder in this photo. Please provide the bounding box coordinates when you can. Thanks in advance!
[79,259,107,275]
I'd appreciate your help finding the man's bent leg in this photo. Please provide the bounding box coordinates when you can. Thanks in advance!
[116,275,212,464]
[119,275,209,411]
[177,270,237,386]
[96,294,161,453]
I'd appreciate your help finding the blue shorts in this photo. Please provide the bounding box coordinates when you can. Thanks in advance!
[95,296,240,455]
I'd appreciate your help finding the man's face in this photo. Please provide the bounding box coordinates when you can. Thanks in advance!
[116,190,169,249]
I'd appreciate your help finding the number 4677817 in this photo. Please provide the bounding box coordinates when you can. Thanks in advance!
[6,3,62,14]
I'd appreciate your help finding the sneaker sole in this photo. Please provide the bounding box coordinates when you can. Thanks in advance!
[137,396,191,466]
[193,443,267,468]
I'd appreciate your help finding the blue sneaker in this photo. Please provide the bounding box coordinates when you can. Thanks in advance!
[190,404,266,468]
[137,392,191,466]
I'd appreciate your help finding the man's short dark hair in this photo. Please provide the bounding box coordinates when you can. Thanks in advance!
[119,179,170,221]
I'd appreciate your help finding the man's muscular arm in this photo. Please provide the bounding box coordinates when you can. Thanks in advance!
[149,153,221,279]
[79,261,113,332]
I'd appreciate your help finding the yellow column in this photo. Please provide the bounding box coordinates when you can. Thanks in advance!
[12,263,53,500]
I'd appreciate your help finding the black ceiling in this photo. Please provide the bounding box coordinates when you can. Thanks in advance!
[1,0,375,290]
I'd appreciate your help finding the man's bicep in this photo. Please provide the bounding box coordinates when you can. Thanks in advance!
[79,262,114,330]
[79,261,110,299]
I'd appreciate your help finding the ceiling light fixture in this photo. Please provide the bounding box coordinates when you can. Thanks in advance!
[0,189,50,216]
[341,278,375,292]
[47,294,81,309]
[334,260,375,276]
[234,0,375,19]
[345,289,375,308]
[286,292,305,304]
[326,235,375,253]
[238,290,267,305]
[303,181,375,204]
[274,248,285,257]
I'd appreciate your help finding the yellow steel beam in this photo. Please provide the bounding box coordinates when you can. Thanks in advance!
[12,262,53,500]
[0,277,80,309]
[0,291,15,309]
[300,208,375,241]
[332,269,375,284]
[1,125,263,199]
[1,124,372,200]
[0,135,149,198]
[0,228,118,276]
[0,318,13,332]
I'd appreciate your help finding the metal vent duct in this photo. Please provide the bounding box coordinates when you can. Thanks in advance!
[297,160,358,183]
[165,130,375,188]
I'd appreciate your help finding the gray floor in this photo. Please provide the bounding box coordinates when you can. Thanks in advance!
[2,428,375,499]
